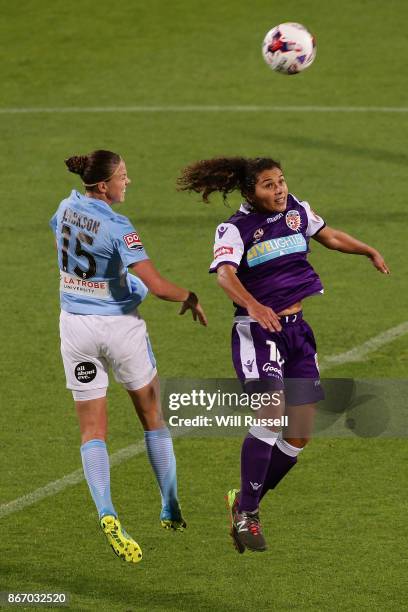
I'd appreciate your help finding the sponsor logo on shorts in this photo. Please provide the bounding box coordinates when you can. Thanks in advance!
[285,210,302,232]
[75,362,97,383]
[262,362,283,377]
[244,359,255,372]
[214,245,233,259]
[217,226,228,239]
[123,232,143,250]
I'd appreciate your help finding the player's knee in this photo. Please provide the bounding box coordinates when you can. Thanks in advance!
[284,436,310,448]
[81,432,106,445]
[72,388,107,401]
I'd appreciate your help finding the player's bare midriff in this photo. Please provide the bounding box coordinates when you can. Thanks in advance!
[278,301,302,316]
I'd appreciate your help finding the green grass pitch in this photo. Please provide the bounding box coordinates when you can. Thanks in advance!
[1,0,407,610]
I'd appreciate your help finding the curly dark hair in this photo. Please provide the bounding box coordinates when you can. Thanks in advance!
[177,156,281,203]
[65,149,121,187]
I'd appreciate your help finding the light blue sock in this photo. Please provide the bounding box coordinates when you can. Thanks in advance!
[80,439,117,519]
[144,428,179,519]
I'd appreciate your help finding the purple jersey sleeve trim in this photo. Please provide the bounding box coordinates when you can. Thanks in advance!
[209,260,239,274]
[311,222,326,237]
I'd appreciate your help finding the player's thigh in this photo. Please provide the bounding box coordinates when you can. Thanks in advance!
[105,311,157,390]
[127,374,165,431]
[59,311,109,395]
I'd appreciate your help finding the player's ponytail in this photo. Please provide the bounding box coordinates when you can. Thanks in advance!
[177,156,281,203]
[65,155,88,175]
[64,150,121,187]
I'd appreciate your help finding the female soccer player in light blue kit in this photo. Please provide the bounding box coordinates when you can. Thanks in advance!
[50,150,207,563]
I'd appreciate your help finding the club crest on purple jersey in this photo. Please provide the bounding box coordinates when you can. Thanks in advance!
[285,210,302,232]
[218,225,228,239]
[253,228,264,242]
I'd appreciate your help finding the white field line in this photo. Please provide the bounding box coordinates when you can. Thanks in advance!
[319,320,408,370]
[1,320,407,519]
[0,428,187,520]
[0,105,408,114]
[0,440,143,519]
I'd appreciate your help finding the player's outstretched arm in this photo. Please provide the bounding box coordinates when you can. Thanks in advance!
[217,264,282,332]
[130,260,207,326]
[313,226,390,274]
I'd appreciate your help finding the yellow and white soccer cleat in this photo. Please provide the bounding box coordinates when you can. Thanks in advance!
[100,515,142,563]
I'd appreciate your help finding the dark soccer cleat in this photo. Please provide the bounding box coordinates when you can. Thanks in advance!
[226,489,267,553]
[226,489,245,554]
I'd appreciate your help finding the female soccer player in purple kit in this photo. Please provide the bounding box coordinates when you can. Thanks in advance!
[178,156,389,553]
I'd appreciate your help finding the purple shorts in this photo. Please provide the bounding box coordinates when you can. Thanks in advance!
[231,311,324,405]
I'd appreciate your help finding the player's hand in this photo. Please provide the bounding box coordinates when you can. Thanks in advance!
[369,251,390,274]
[179,292,208,326]
[247,301,282,332]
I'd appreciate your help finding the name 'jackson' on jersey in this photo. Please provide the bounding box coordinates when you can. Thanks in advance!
[209,194,326,315]
[50,190,149,315]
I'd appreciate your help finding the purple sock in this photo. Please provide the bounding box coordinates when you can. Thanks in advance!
[239,434,274,512]
[260,444,298,500]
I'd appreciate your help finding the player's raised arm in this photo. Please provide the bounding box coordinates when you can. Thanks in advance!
[129,259,208,326]
[313,225,390,274]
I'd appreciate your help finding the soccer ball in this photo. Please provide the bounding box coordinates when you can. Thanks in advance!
[262,22,316,75]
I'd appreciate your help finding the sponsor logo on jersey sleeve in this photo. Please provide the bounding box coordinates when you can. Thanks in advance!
[285,210,302,232]
[217,225,228,239]
[214,245,234,259]
[123,232,143,250]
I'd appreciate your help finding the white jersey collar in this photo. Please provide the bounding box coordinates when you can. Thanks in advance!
[239,202,255,215]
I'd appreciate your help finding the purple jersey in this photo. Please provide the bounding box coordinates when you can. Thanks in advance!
[209,194,325,315]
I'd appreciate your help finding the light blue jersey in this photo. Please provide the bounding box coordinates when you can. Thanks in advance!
[50,190,149,315]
